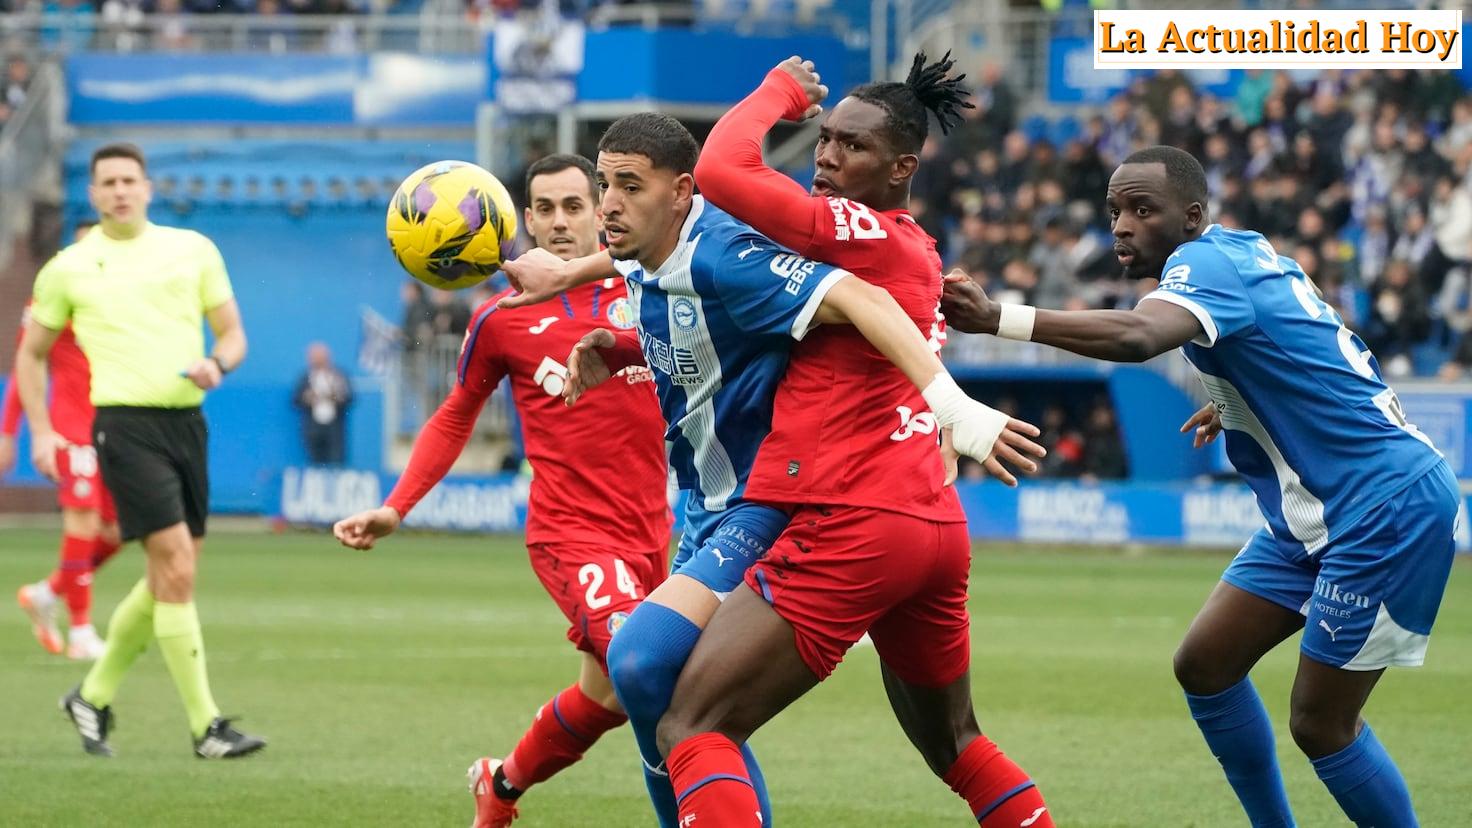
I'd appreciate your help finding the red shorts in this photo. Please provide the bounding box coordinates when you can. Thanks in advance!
[56,443,116,522]
[527,542,668,671]
[745,505,971,687]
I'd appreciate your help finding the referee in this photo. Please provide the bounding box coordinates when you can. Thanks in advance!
[16,143,265,759]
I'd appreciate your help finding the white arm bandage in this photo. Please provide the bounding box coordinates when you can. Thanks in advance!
[996,303,1036,342]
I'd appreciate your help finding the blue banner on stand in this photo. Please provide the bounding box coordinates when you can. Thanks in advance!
[487,18,585,114]
[67,53,483,125]
[572,29,848,104]
[280,466,530,533]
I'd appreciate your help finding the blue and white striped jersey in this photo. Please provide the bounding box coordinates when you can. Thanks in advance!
[1141,224,1445,555]
[612,196,849,511]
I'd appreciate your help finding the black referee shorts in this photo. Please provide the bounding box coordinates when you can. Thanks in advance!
[93,406,209,542]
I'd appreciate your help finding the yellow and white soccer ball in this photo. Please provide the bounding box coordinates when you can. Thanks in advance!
[386,160,518,291]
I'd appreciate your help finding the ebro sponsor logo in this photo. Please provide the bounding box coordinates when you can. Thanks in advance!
[769,253,818,296]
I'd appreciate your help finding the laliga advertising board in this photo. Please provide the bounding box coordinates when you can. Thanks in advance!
[278,466,1472,554]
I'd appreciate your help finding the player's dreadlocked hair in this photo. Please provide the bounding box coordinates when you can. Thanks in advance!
[850,51,975,155]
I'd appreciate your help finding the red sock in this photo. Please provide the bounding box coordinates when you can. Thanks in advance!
[944,735,1054,828]
[500,684,627,791]
[668,732,763,828]
[46,535,96,628]
[91,536,122,570]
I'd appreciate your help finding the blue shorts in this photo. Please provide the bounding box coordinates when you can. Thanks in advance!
[1222,462,1459,671]
[671,495,789,597]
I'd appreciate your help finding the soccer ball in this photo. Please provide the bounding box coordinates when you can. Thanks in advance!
[386,160,518,291]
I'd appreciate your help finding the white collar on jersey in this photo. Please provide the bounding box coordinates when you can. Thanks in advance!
[1201,223,1220,236]
[622,195,707,282]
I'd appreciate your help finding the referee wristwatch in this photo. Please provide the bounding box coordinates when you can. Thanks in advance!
[210,356,233,375]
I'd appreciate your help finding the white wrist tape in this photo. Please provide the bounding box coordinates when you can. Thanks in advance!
[996,303,1036,341]
[922,372,1011,461]
[921,373,970,428]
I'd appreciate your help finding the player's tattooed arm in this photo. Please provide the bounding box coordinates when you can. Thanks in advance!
[498,249,617,309]
[941,271,1203,363]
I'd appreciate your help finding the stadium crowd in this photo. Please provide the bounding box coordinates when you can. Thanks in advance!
[919,66,1472,381]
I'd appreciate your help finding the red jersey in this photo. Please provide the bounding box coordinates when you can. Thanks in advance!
[2,302,95,445]
[385,279,672,550]
[695,69,963,522]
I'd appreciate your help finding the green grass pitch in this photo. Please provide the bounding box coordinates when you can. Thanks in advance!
[1,527,1468,826]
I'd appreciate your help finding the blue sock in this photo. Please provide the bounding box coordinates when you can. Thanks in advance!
[1311,724,1418,827]
[606,601,773,827]
[741,741,773,823]
[1185,679,1296,827]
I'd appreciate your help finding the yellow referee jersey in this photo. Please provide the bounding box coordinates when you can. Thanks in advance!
[30,223,235,408]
